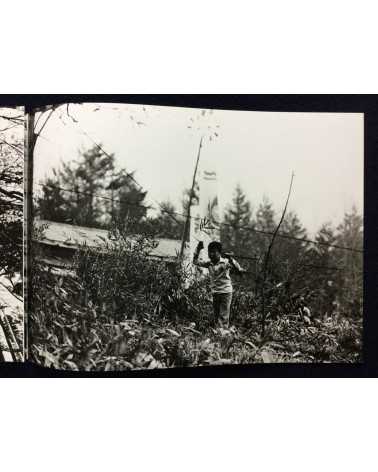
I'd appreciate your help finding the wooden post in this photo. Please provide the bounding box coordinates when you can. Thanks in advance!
[24,109,35,360]
[180,136,203,259]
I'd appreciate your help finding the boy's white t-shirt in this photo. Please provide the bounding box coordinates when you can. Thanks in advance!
[194,257,241,294]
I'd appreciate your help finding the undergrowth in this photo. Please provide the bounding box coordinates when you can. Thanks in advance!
[29,234,362,371]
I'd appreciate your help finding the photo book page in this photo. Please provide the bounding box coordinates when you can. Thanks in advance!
[24,102,363,371]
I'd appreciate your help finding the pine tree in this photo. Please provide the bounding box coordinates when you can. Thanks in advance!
[107,169,148,225]
[334,207,363,317]
[272,211,308,292]
[305,222,338,315]
[220,185,257,287]
[154,201,183,239]
[255,196,275,233]
[253,196,276,272]
[222,184,253,253]
[74,146,115,226]
[37,145,148,229]
[37,170,69,223]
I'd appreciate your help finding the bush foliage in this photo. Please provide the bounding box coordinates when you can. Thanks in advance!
[30,228,362,371]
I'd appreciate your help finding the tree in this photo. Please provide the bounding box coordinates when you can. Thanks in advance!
[334,207,363,317]
[255,196,276,233]
[37,169,71,223]
[152,201,183,239]
[221,184,253,253]
[37,146,114,226]
[37,145,149,228]
[0,108,23,280]
[75,146,114,225]
[271,210,309,294]
[303,222,338,315]
[107,169,148,225]
[253,196,276,271]
[219,185,257,288]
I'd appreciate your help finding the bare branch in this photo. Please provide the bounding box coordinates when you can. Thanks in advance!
[34,104,67,145]
[0,114,24,124]
[66,103,78,123]
[35,108,55,143]
[260,172,295,337]
[0,187,23,202]
[0,140,23,156]
[0,123,19,133]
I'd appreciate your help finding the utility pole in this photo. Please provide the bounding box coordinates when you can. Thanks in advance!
[24,109,35,360]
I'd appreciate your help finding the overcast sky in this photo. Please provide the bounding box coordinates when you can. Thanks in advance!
[33,103,363,236]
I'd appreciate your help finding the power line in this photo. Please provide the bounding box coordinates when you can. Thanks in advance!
[36,180,363,254]
[215,219,364,253]
[225,252,359,273]
[36,182,152,211]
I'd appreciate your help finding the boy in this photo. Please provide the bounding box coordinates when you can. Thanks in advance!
[193,240,245,328]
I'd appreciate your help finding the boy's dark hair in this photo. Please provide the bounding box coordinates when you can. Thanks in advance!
[208,241,222,253]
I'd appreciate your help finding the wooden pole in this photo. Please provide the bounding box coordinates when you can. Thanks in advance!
[180,136,203,258]
[24,109,35,360]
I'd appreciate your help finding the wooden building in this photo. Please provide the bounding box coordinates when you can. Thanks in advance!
[34,219,182,271]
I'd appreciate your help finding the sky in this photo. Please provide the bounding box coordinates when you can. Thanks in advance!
[33,103,364,236]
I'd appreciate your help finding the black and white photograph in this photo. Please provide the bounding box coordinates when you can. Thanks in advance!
[0,107,24,362]
[29,102,363,371]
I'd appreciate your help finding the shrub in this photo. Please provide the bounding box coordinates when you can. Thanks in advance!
[74,234,172,321]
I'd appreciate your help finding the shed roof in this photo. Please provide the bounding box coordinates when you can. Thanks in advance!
[35,219,181,259]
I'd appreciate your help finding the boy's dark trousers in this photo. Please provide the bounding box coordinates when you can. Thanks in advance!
[212,292,232,327]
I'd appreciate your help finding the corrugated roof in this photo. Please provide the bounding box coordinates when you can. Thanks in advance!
[36,219,181,259]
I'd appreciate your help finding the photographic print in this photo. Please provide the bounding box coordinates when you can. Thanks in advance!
[0,107,24,361]
[29,102,363,370]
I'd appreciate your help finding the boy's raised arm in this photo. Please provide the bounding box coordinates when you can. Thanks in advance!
[193,241,210,268]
